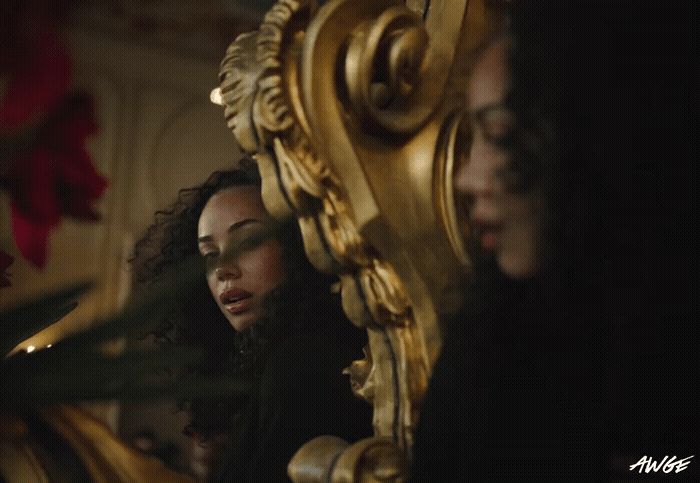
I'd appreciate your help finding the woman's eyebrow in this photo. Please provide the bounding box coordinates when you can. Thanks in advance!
[198,219,261,243]
[227,218,261,233]
[470,102,511,123]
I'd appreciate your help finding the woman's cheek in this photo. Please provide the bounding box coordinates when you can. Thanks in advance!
[206,273,218,299]
[245,242,285,290]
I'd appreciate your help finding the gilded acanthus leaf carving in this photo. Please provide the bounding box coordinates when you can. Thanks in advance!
[359,260,411,325]
[219,31,263,153]
[255,0,315,139]
[319,189,369,267]
[343,345,375,402]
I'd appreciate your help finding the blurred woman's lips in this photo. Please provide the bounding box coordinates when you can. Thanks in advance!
[219,288,253,314]
[480,229,499,251]
[472,218,502,251]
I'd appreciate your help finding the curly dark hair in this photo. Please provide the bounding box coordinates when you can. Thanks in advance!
[500,3,603,291]
[131,159,343,438]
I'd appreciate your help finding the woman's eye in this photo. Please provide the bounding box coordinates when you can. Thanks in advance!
[483,119,515,141]
[488,132,516,150]
[479,108,516,147]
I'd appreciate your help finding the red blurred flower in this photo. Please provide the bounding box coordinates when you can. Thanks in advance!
[3,95,107,268]
[0,2,102,268]
[0,251,13,288]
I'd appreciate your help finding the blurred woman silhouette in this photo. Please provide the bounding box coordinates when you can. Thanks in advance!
[413,2,696,479]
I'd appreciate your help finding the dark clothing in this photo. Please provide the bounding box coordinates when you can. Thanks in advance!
[412,2,697,478]
[411,271,599,480]
[412,256,697,480]
[214,322,373,482]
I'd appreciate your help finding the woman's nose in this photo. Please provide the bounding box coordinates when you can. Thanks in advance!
[455,161,494,200]
[215,263,241,281]
[456,137,500,200]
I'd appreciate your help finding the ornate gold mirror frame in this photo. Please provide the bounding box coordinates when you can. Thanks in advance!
[212,0,502,480]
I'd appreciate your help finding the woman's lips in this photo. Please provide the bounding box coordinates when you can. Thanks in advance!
[480,229,499,250]
[472,219,502,251]
[219,288,253,315]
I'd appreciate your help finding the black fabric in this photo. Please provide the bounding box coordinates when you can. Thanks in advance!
[213,318,373,482]
[411,263,599,480]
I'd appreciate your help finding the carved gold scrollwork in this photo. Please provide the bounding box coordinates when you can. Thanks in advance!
[358,260,411,326]
[297,213,342,274]
[219,0,325,215]
[339,275,375,329]
[434,110,472,266]
[345,5,431,134]
[343,345,375,402]
[255,0,315,138]
[319,188,369,266]
[219,31,263,153]
[217,0,318,150]
[272,138,320,207]
[289,435,408,483]
[217,1,495,480]
[252,150,295,219]
[330,436,408,483]
[288,436,350,483]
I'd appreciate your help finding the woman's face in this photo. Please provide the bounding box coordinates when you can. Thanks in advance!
[455,38,545,278]
[198,186,286,332]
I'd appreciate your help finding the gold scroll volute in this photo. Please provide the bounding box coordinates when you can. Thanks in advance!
[434,109,472,266]
[345,5,431,134]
